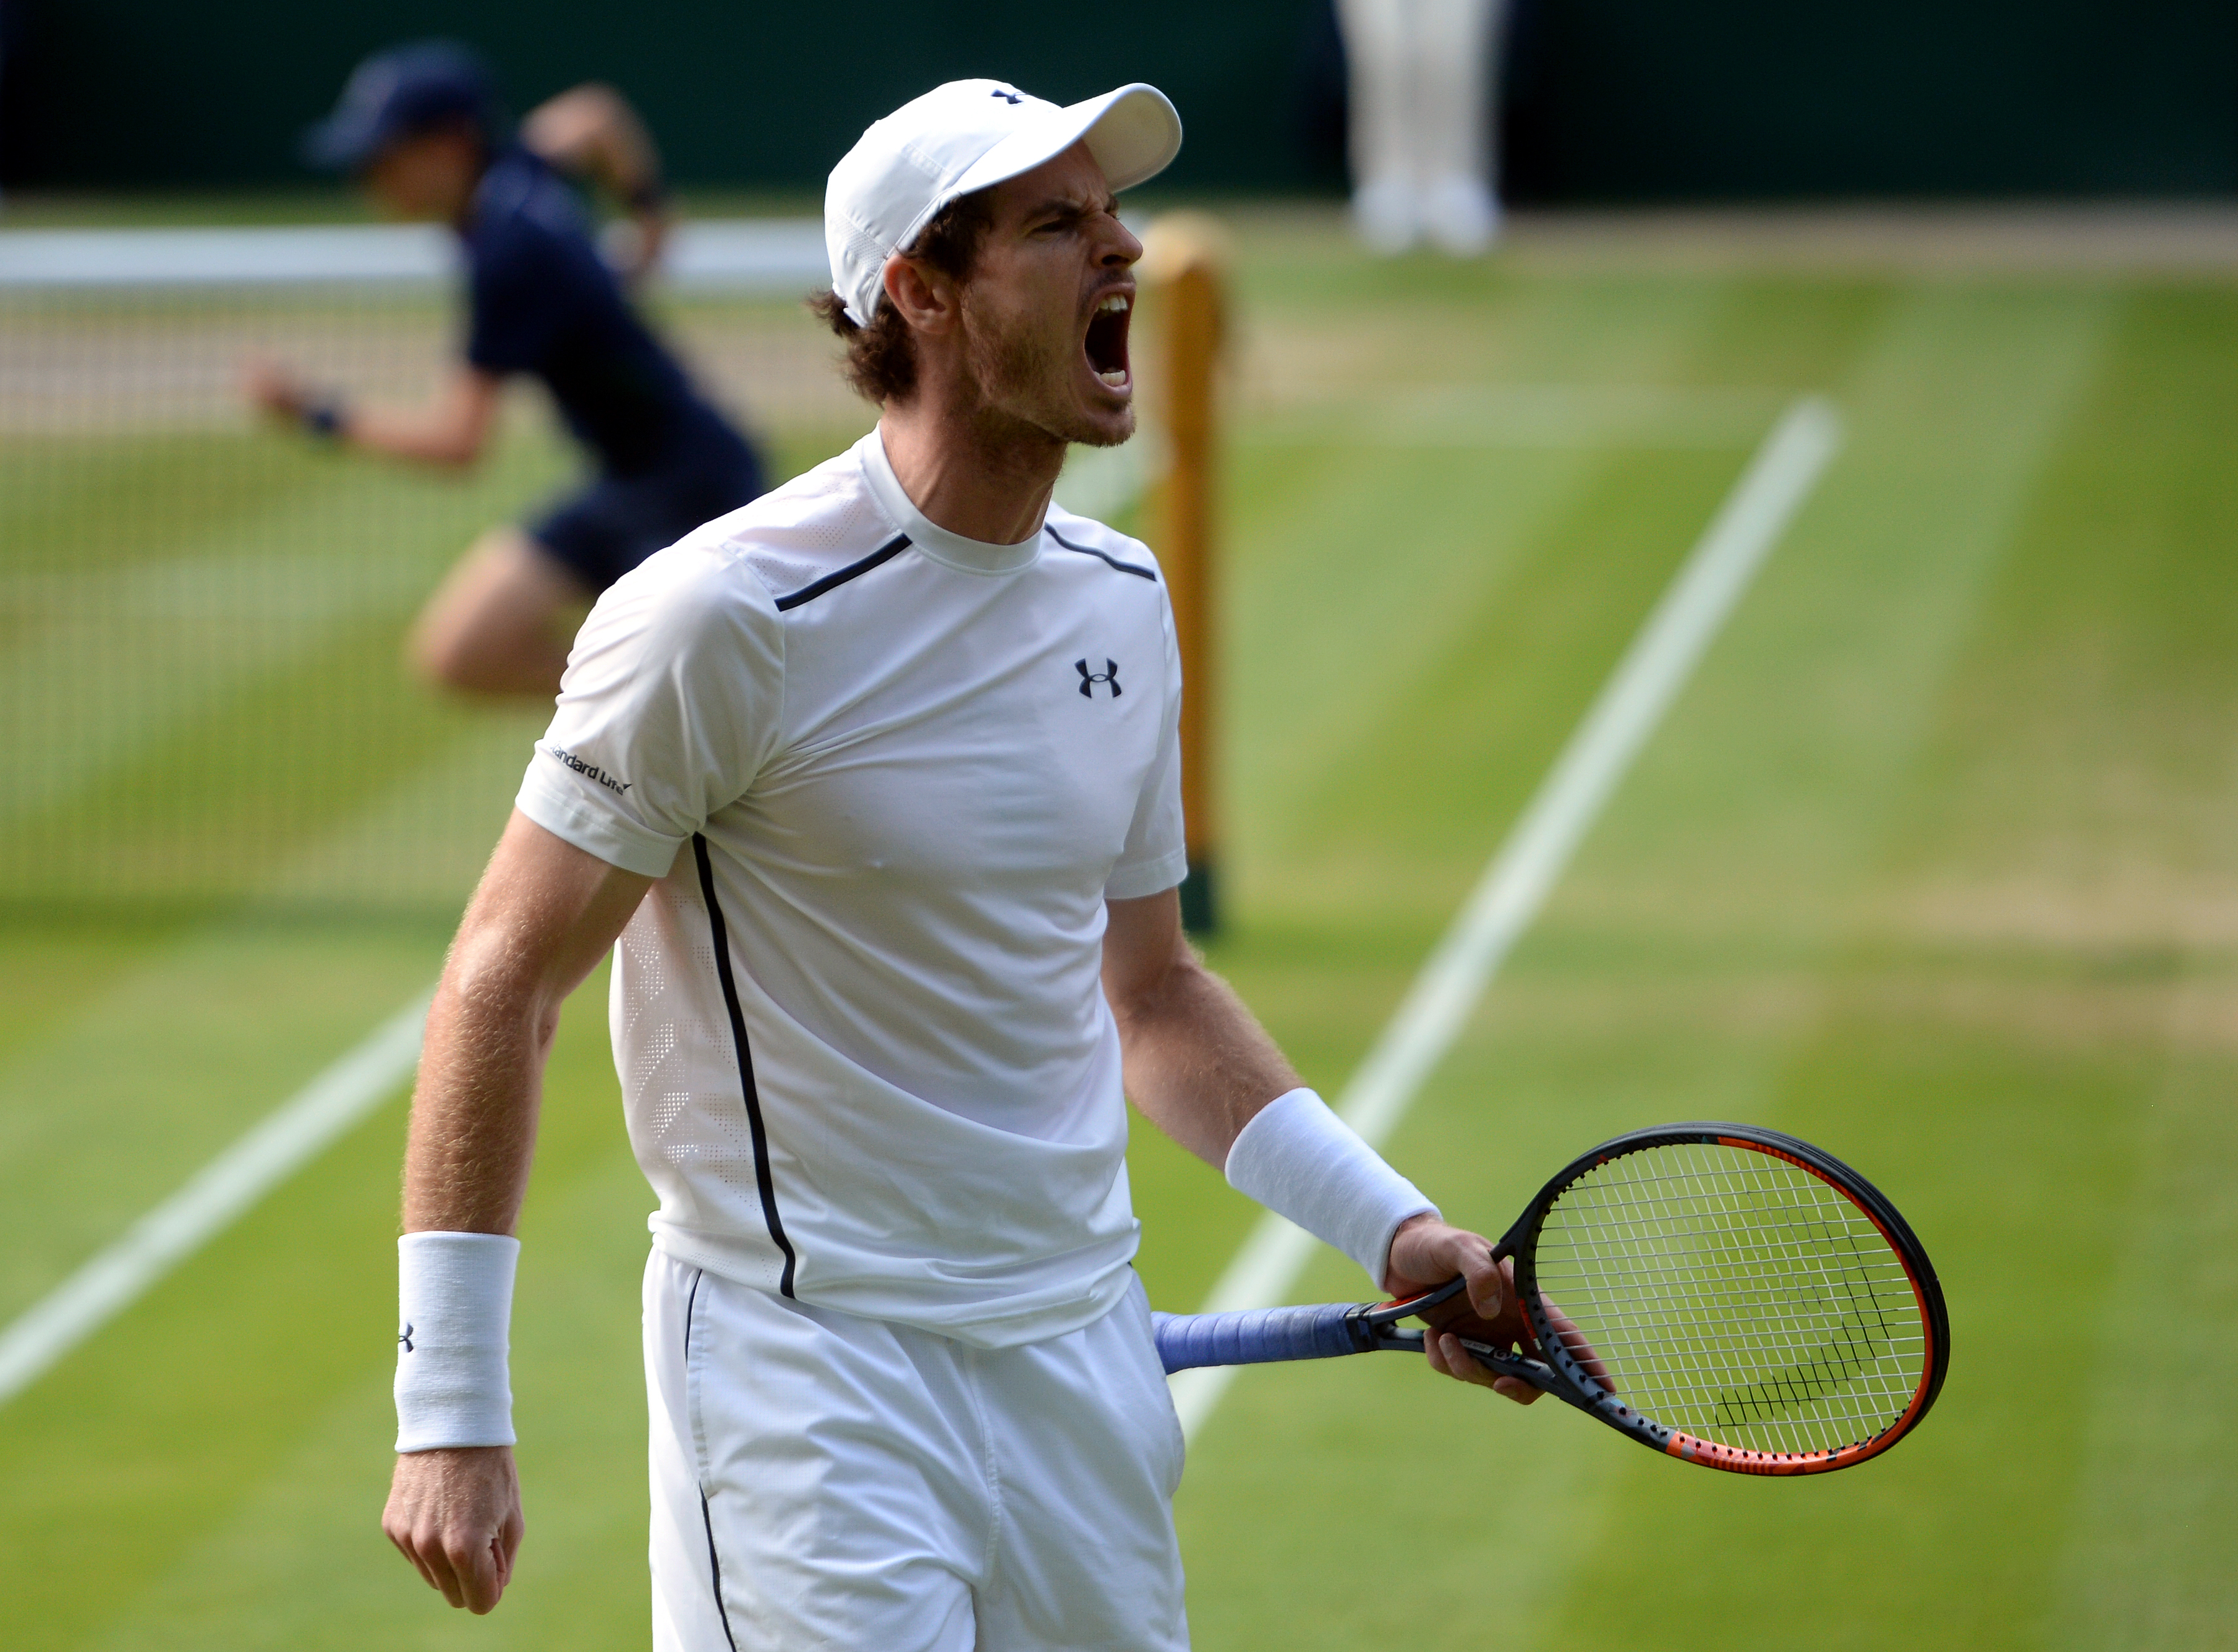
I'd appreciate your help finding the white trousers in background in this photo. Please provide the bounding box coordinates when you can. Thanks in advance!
[644,1250,1189,1652]
[1338,0,1508,253]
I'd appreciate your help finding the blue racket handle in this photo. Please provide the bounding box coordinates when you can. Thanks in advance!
[1151,1304,1364,1374]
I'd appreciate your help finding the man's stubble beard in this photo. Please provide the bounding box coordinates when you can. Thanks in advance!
[960,289,1135,451]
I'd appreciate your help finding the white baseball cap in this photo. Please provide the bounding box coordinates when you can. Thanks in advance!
[825,79,1183,326]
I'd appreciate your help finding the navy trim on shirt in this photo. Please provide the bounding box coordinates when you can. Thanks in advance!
[692,834,797,1297]
[773,534,914,611]
[1044,526,1157,581]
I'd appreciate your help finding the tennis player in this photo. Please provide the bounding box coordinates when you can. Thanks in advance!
[248,41,766,699]
[380,79,1540,1649]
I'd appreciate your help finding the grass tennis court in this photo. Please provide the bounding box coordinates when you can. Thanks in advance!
[3,212,2235,1649]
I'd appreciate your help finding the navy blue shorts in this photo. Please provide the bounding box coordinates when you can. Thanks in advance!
[527,422,766,595]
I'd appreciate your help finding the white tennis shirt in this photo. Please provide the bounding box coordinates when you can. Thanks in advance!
[516,429,1186,1347]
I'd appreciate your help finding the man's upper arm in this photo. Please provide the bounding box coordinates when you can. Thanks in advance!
[1101,887,1189,1015]
[455,811,655,1007]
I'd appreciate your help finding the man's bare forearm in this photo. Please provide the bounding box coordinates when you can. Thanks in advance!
[402,961,554,1234]
[1113,957,1300,1167]
[346,369,502,470]
[1102,892,1299,1168]
[342,403,485,469]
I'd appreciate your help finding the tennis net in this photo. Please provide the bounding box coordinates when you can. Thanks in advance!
[1,219,865,918]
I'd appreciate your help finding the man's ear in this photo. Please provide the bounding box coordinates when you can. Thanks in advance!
[883,255,960,338]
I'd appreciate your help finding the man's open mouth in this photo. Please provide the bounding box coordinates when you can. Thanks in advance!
[1084,292,1131,390]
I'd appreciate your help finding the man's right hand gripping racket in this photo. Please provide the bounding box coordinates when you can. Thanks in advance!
[1155,1123,1949,1475]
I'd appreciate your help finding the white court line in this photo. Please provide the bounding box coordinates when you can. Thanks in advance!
[0,990,432,1409]
[1170,395,1844,1440]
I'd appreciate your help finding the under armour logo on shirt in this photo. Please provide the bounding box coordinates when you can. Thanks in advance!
[399,1323,415,1353]
[1076,658,1122,699]
[991,88,1024,104]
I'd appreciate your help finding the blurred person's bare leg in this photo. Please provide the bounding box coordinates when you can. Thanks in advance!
[407,527,589,700]
[1338,0,1421,253]
[1418,0,1504,254]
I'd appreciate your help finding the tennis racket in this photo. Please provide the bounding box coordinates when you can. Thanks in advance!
[1154,1122,1948,1476]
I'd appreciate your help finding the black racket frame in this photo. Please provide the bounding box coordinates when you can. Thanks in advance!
[1358,1122,1951,1475]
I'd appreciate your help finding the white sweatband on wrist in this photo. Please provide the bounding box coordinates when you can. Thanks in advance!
[1222,1088,1439,1292]
[394,1231,520,1452]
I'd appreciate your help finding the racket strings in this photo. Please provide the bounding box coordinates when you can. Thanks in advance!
[1531,1142,1925,1458]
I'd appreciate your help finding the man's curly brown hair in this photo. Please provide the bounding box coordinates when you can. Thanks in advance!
[808,190,997,405]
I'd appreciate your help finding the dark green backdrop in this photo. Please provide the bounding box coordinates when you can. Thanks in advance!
[2,0,2232,195]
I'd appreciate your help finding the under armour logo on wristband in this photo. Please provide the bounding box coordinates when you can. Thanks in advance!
[991,88,1023,104]
[399,1323,414,1353]
[1076,658,1122,699]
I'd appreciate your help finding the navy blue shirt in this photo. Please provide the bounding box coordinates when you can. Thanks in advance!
[461,146,729,477]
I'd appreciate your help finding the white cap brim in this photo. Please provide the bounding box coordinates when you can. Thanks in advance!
[950,82,1182,200]
[885,83,1182,284]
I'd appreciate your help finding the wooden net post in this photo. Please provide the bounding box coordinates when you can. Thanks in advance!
[1139,212,1230,935]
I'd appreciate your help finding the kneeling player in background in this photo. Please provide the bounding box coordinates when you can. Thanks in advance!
[248,41,766,700]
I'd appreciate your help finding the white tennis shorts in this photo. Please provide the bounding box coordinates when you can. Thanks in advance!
[644,1251,1190,1651]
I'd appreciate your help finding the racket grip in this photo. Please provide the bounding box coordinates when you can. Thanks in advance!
[1151,1304,1364,1374]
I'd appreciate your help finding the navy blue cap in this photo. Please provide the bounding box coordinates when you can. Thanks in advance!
[301,41,501,171]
